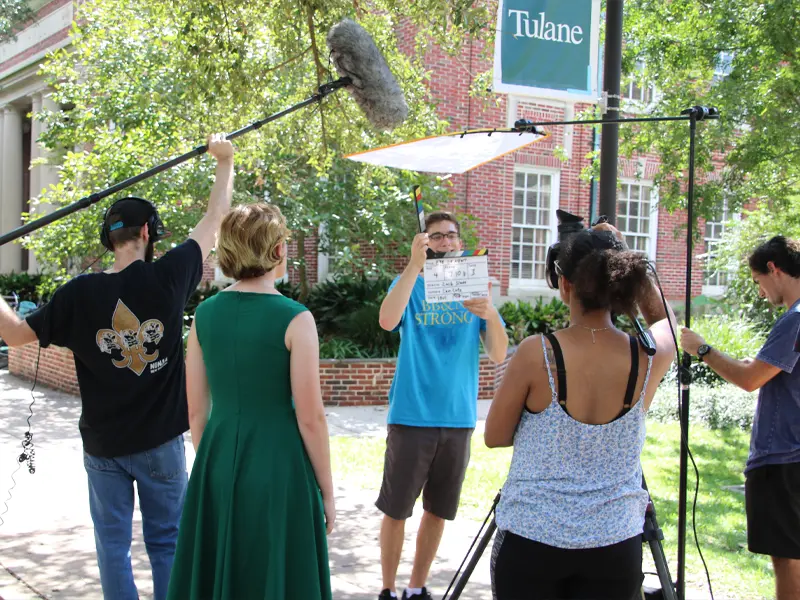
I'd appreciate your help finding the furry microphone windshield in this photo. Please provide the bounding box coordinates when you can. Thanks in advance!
[326,19,409,131]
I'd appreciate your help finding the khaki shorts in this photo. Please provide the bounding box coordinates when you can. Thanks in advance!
[375,424,474,521]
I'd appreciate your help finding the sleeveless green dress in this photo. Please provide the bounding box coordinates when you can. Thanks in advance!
[166,291,331,600]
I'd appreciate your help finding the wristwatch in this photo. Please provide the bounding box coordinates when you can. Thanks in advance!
[697,344,712,362]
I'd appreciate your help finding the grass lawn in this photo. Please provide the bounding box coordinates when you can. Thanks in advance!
[330,421,776,600]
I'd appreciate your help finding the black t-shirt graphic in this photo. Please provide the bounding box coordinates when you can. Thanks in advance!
[26,240,204,457]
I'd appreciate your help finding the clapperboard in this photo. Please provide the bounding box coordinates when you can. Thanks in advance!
[411,185,491,304]
[423,249,490,303]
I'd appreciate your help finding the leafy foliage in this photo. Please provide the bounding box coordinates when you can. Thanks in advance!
[618,0,800,224]
[709,196,800,330]
[665,314,768,387]
[0,0,35,44]
[28,0,493,289]
[648,382,757,431]
[0,272,52,305]
[498,298,571,345]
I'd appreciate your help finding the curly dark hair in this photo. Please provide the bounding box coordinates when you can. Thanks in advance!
[748,236,800,277]
[559,229,652,315]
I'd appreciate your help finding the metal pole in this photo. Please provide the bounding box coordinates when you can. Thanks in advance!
[598,0,624,224]
[676,110,698,600]
[0,78,351,247]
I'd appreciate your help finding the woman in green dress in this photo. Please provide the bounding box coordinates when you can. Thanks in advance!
[167,202,335,600]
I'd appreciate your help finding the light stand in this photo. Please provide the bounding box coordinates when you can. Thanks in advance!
[442,107,719,600]
[0,78,352,247]
[676,104,718,599]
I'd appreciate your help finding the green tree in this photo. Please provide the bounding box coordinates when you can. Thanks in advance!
[618,0,799,224]
[711,197,800,329]
[28,0,492,297]
[0,0,34,44]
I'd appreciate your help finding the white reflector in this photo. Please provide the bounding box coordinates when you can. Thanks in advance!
[344,129,549,174]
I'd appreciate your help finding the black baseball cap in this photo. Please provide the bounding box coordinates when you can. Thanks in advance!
[105,197,170,241]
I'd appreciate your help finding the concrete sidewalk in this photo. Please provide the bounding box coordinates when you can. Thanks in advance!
[0,372,494,599]
[0,371,713,600]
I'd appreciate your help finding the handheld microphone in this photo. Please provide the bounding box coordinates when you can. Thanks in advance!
[326,19,409,131]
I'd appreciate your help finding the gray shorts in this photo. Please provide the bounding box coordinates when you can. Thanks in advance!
[375,424,474,521]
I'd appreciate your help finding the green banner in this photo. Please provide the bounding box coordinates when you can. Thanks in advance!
[494,0,600,99]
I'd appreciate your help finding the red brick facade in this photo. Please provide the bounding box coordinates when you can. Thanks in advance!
[397,22,720,302]
[8,343,514,405]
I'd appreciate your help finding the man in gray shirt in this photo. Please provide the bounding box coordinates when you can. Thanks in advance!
[682,235,800,600]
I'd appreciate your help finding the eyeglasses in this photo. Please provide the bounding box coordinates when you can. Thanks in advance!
[428,232,460,242]
[554,259,563,277]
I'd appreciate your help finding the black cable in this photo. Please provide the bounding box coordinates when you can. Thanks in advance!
[648,264,715,600]
[1,250,109,527]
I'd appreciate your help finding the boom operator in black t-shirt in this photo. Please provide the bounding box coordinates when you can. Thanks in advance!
[0,133,235,600]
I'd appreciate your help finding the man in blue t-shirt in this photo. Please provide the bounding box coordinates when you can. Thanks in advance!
[375,211,509,600]
[682,236,800,600]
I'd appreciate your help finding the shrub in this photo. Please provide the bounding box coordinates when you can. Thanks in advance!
[0,272,53,305]
[318,337,372,360]
[498,297,641,345]
[664,314,767,387]
[499,297,571,345]
[648,382,757,431]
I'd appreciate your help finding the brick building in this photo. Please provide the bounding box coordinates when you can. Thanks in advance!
[1,2,736,397]
[0,1,730,301]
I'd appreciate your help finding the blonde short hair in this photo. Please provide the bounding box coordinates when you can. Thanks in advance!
[217,203,288,280]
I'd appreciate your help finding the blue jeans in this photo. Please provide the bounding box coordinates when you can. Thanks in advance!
[83,435,188,600]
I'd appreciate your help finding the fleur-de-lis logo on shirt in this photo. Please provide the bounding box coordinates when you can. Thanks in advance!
[95,300,165,376]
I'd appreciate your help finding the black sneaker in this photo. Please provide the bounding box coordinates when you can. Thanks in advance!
[401,588,434,600]
[378,589,396,600]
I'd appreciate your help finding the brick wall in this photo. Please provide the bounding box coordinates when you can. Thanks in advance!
[9,343,79,396]
[8,345,515,405]
[395,20,729,303]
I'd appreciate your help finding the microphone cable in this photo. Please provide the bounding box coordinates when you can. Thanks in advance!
[0,249,108,527]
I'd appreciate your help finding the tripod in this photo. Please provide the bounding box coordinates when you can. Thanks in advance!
[442,477,678,600]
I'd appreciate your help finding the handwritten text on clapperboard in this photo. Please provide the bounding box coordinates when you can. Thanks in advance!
[424,254,490,303]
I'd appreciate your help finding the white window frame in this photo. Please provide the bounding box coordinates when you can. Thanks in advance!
[508,166,560,293]
[617,179,659,262]
[621,61,658,113]
[701,200,740,297]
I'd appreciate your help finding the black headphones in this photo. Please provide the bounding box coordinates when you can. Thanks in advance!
[100,196,165,251]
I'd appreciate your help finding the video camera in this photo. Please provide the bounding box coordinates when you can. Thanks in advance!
[544,209,656,356]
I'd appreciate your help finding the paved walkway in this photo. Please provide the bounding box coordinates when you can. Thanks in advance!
[0,372,714,599]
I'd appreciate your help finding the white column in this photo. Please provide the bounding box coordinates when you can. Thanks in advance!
[1,107,24,274]
[39,94,60,197]
[30,94,43,202]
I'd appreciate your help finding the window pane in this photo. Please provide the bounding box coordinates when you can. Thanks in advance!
[514,190,524,206]
[513,208,523,224]
[523,229,534,243]
[630,185,640,201]
[511,262,519,278]
[522,263,533,279]
[513,228,521,242]
[512,246,520,260]
[534,263,546,280]
[522,246,533,261]
[540,175,551,194]
[540,192,551,210]
[534,229,549,245]
[526,210,536,225]
[629,202,639,217]
[515,173,525,188]
[526,173,539,190]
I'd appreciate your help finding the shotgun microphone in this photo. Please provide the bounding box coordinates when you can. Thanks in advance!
[326,18,409,131]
